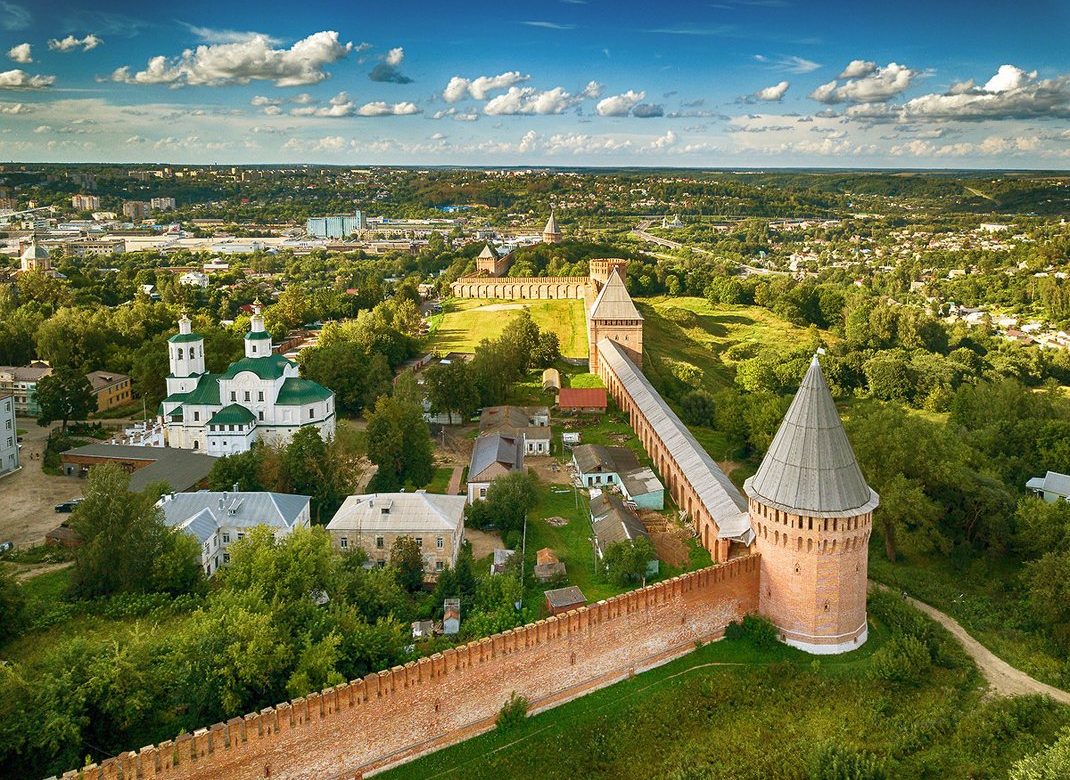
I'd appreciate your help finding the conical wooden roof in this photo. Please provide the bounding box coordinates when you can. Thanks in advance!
[744,356,877,517]
[543,210,560,235]
[589,268,642,321]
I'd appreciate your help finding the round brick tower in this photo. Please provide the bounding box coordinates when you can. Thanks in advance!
[744,355,878,654]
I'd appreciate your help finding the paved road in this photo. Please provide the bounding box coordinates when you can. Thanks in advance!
[0,422,83,548]
[876,584,1070,704]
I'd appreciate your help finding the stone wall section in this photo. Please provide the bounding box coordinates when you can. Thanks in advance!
[58,557,759,780]
[450,276,590,300]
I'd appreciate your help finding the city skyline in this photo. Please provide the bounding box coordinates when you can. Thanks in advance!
[2,0,1070,167]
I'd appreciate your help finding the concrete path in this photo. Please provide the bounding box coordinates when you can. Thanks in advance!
[446,466,463,496]
[875,583,1070,704]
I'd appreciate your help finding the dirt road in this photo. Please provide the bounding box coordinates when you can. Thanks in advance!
[876,584,1070,704]
[0,422,83,548]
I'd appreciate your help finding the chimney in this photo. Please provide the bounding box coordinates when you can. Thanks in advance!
[233,482,239,493]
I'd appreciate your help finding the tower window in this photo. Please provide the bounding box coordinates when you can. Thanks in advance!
[177,348,184,360]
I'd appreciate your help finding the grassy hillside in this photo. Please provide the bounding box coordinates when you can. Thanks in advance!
[427,298,589,359]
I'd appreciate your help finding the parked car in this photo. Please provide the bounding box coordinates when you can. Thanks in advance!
[54,498,83,513]
[0,541,12,554]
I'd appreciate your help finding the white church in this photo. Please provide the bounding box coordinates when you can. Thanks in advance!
[159,304,336,455]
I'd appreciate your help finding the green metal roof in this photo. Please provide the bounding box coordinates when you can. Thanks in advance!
[163,391,190,404]
[244,330,271,341]
[208,404,256,426]
[182,373,222,405]
[168,333,204,344]
[168,408,184,420]
[276,377,333,406]
[220,354,293,381]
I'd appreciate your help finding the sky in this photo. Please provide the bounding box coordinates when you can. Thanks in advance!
[2,0,1070,168]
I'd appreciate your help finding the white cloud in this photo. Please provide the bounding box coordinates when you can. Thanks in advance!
[581,80,603,99]
[649,130,677,149]
[110,31,352,87]
[182,25,280,45]
[0,68,54,89]
[754,54,821,74]
[632,103,664,118]
[292,92,315,104]
[517,129,537,153]
[356,100,421,116]
[523,21,576,30]
[544,132,631,154]
[33,124,50,133]
[443,71,529,102]
[369,46,411,83]
[250,95,281,106]
[810,62,917,104]
[901,65,1070,120]
[126,135,146,144]
[262,105,282,116]
[7,42,31,63]
[754,80,789,101]
[484,86,578,115]
[0,101,30,113]
[48,34,102,52]
[596,89,645,116]
[1,2,30,31]
[292,91,358,117]
[838,60,876,79]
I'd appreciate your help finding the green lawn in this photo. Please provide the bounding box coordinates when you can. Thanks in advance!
[381,595,1068,780]
[427,298,589,358]
[423,467,456,494]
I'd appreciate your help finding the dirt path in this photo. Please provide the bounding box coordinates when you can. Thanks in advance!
[8,560,74,581]
[446,466,463,496]
[874,583,1070,704]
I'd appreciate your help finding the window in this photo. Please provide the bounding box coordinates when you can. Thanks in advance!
[258,411,264,421]
[309,408,315,419]
[223,552,230,563]
[340,537,348,549]
[251,345,257,354]
[178,348,184,360]
[193,411,199,422]
[6,437,11,448]
[237,532,244,541]
[375,536,384,549]
[436,536,444,550]
[435,560,444,572]
[376,559,386,568]
[415,537,423,547]
[190,348,196,359]
[258,391,264,402]
[222,533,230,543]
[244,391,250,402]
[479,487,487,498]
[230,391,236,402]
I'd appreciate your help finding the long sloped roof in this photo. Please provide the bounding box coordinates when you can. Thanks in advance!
[326,492,466,533]
[468,432,523,482]
[589,269,642,321]
[597,338,752,542]
[744,356,878,517]
[159,491,311,533]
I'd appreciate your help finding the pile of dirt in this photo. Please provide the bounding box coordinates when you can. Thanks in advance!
[651,528,691,569]
[545,516,569,527]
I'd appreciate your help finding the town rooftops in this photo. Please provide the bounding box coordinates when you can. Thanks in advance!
[86,370,129,392]
[468,433,524,482]
[0,365,52,382]
[158,491,311,542]
[544,585,585,611]
[572,443,640,475]
[220,354,294,381]
[590,493,649,552]
[1026,471,1070,498]
[276,377,333,406]
[59,443,215,493]
[557,387,607,410]
[619,466,664,498]
[479,405,550,439]
[745,356,878,518]
[326,492,466,533]
[597,338,753,544]
[589,269,642,322]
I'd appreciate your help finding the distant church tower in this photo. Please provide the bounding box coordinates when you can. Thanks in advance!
[245,301,273,357]
[744,355,878,654]
[542,209,562,244]
[588,268,643,375]
[166,314,205,396]
[19,237,51,273]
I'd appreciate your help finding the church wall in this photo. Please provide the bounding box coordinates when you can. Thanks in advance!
[62,557,760,780]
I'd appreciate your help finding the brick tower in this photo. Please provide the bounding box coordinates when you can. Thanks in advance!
[542,209,562,244]
[588,258,629,287]
[588,268,643,375]
[744,355,878,654]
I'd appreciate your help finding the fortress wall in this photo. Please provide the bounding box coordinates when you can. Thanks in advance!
[61,557,759,780]
[450,276,590,300]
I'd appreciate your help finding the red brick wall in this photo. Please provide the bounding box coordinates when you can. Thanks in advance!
[64,557,760,780]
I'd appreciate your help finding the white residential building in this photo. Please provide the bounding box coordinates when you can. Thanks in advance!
[157,490,311,576]
[159,305,336,454]
[179,271,210,288]
[0,392,18,477]
[326,492,466,575]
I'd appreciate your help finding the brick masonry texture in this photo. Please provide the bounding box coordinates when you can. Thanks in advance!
[58,556,759,780]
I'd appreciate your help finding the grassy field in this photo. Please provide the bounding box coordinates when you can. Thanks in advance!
[427,298,589,359]
[381,593,1069,780]
[423,467,456,495]
[869,548,1069,690]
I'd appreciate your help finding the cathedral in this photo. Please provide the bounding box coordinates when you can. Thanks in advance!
[159,304,336,455]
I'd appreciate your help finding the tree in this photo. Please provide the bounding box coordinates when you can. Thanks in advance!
[1026,549,1070,652]
[390,536,425,592]
[35,367,95,433]
[365,394,434,491]
[601,536,657,586]
[465,471,539,542]
[680,389,716,427]
[70,463,204,597]
[208,444,267,492]
[299,341,370,416]
[424,359,479,422]
[1010,727,1070,780]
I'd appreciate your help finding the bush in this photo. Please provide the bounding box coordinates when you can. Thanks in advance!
[1010,726,1070,779]
[724,614,779,651]
[496,691,529,732]
[807,742,888,780]
[869,635,931,686]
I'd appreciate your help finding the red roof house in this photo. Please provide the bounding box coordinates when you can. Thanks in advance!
[557,387,608,413]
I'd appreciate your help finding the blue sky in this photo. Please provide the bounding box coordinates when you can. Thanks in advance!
[2,0,1070,166]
